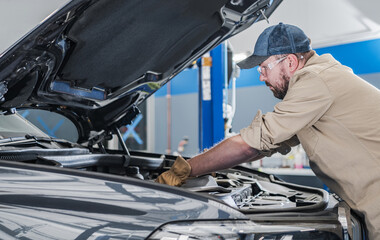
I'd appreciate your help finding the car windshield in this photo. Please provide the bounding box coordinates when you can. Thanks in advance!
[0,112,49,139]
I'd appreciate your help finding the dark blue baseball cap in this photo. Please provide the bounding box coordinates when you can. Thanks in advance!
[237,23,312,69]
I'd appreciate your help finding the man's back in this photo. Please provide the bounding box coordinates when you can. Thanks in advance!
[293,53,380,239]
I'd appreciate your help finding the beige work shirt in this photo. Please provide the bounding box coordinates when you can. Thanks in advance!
[241,51,380,239]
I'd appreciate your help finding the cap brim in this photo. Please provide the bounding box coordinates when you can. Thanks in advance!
[237,55,269,69]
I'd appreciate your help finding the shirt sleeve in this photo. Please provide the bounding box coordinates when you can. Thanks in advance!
[240,71,333,152]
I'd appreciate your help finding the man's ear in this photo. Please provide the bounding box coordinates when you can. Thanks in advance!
[287,54,299,73]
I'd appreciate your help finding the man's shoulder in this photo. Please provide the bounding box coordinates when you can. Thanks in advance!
[287,65,333,100]
[291,66,324,87]
[303,54,339,74]
[291,54,343,87]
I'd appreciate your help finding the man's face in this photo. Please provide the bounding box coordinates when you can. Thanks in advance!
[258,55,291,100]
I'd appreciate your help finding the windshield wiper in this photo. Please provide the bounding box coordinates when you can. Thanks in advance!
[0,134,77,148]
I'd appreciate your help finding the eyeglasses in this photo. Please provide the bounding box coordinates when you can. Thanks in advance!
[257,56,287,76]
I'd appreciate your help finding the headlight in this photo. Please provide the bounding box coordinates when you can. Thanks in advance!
[148,220,342,240]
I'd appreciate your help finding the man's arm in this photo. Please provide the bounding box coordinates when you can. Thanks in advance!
[155,134,262,186]
[188,134,261,177]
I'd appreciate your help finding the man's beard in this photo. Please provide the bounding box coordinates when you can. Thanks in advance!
[270,73,290,100]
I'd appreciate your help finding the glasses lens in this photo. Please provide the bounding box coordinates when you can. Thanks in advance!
[257,66,265,75]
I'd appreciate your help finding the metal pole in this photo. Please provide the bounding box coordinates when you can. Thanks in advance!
[114,126,130,157]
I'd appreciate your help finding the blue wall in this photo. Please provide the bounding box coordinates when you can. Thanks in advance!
[316,39,380,75]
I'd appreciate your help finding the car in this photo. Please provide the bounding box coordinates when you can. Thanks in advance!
[0,0,366,239]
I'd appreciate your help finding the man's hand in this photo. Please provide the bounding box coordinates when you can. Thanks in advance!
[155,156,191,186]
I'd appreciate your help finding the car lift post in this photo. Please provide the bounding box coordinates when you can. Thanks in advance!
[198,42,227,151]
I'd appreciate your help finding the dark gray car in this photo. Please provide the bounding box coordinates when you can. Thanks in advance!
[0,0,365,239]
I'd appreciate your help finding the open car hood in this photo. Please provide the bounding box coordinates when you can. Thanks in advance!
[0,0,282,140]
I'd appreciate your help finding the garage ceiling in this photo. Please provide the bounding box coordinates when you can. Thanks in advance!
[228,0,380,56]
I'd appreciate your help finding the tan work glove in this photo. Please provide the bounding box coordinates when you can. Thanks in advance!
[155,156,191,186]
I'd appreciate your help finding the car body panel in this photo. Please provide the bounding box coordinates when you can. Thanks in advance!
[0,160,244,239]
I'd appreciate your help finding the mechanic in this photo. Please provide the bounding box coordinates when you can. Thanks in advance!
[156,23,380,239]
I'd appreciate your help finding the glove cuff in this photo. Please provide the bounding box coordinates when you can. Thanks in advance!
[171,156,191,179]
[155,156,191,186]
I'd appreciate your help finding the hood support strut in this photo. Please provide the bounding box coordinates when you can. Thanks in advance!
[114,126,130,157]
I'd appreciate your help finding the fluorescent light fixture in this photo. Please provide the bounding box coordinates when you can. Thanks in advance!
[232,52,250,62]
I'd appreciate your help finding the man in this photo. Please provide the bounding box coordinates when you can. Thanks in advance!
[156,23,380,239]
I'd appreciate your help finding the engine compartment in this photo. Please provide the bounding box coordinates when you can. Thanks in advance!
[0,148,328,213]
[181,172,323,211]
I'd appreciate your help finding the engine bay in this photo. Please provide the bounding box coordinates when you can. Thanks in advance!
[0,148,328,213]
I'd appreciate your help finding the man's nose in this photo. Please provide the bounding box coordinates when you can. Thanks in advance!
[259,74,266,82]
